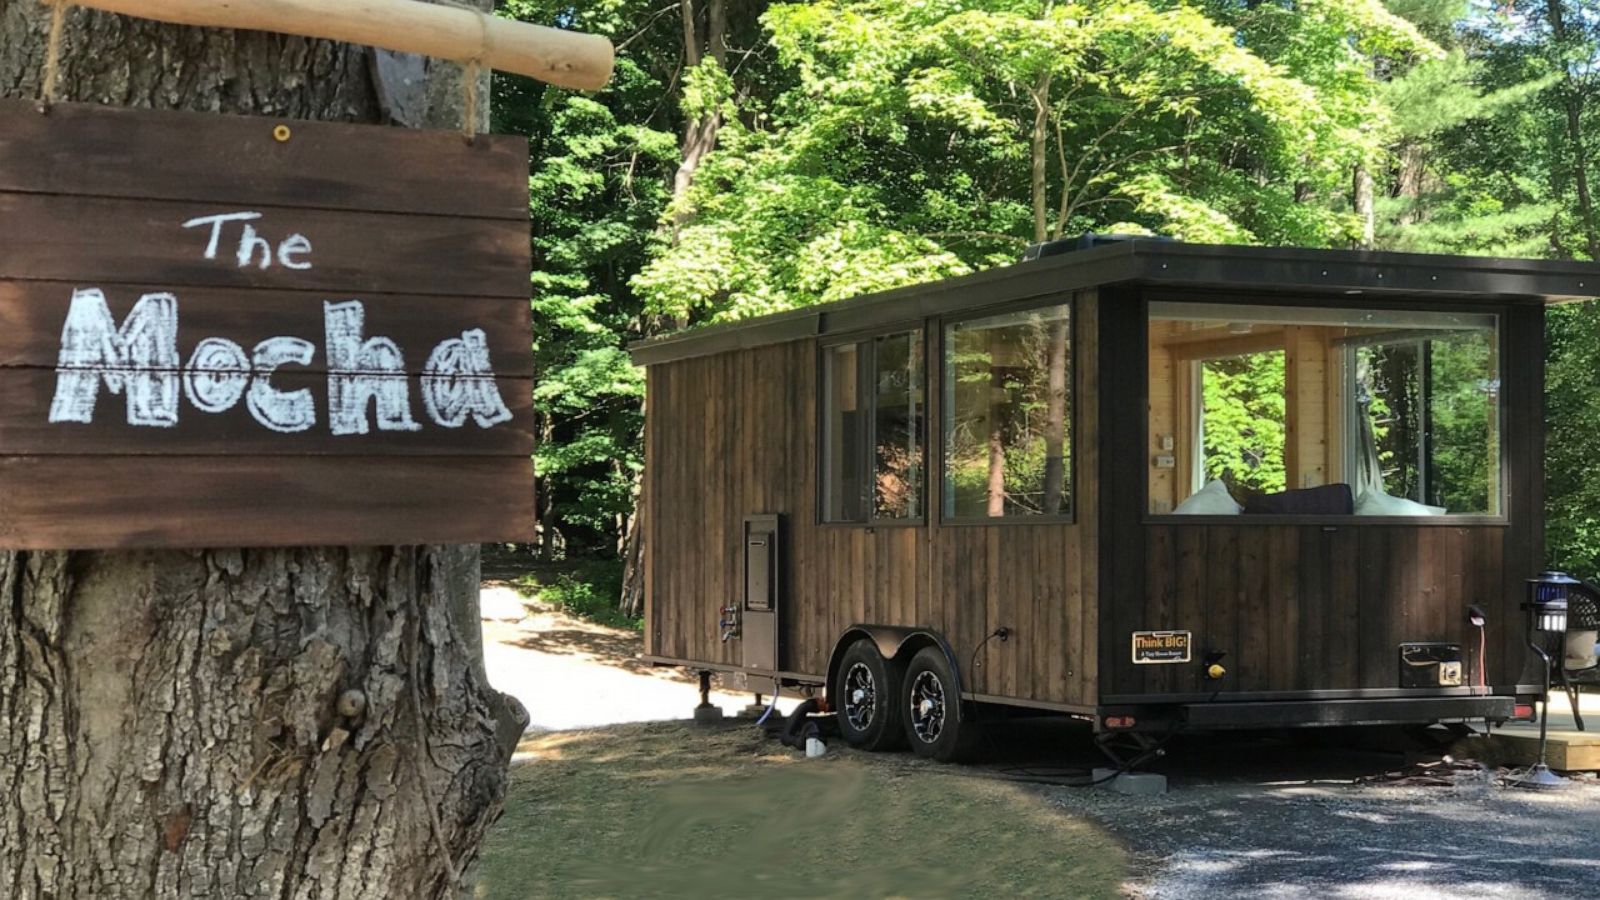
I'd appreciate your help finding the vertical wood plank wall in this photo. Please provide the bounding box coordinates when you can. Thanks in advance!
[1119,524,1508,698]
[646,291,1101,709]
[648,288,1543,709]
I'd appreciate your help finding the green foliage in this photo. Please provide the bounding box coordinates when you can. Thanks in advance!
[517,559,641,630]
[492,0,1600,579]
[1200,352,1287,494]
[495,0,684,553]
[635,0,1429,322]
[1547,303,1600,576]
[1426,335,1496,514]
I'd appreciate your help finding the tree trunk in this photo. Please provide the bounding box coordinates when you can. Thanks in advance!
[1029,73,1051,246]
[1548,0,1600,260]
[666,0,726,239]
[1352,163,1376,249]
[0,4,524,898]
[1394,141,1426,227]
[986,366,1007,517]
[618,496,646,619]
[622,0,730,612]
[1041,320,1068,515]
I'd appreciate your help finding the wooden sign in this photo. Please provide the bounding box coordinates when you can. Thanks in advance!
[0,101,535,549]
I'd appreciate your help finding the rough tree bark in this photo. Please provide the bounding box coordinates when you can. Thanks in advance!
[0,2,525,898]
[666,0,727,240]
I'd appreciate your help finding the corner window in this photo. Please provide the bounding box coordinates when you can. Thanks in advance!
[822,330,925,523]
[1148,301,1500,517]
[942,303,1073,519]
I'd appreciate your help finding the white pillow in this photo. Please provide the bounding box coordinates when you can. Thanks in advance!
[1354,490,1445,517]
[1173,480,1243,515]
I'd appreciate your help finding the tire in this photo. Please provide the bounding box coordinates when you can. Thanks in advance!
[901,646,979,763]
[832,640,906,751]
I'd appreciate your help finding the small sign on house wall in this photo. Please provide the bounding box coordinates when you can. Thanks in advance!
[0,101,535,549]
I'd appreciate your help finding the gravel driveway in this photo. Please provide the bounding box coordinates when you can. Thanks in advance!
[971,720,1600,899]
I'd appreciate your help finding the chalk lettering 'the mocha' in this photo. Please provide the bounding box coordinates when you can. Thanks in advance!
[47,291,510,434]
[49,288,181,427]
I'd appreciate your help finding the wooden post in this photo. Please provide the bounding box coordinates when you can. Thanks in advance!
[59,0,614,90]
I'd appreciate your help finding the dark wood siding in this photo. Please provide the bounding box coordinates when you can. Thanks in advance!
[1110,524,1508,698]
[647,291,1100,708]
[648,286,1541,708]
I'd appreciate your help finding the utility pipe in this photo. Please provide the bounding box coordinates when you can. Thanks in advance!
[54,0,614,91]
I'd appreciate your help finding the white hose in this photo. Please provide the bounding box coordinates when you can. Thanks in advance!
[755,684,782,726]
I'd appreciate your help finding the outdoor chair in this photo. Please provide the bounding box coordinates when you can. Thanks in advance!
[1558,583,1600,731]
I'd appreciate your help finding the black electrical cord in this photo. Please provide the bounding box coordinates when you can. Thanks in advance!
[967,628,1010,762]
[959,626,1178,787]
[993,729,1179,788]
[968,627,1009,689]
[959,640,1225,788]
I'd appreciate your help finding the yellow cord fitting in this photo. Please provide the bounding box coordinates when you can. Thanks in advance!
[1206,663,1227,680]
[272,124,292,142]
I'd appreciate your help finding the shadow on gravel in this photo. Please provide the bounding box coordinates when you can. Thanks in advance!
[955,716,1600,900]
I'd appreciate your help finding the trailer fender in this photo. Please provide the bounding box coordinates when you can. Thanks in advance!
[826,625,965,706]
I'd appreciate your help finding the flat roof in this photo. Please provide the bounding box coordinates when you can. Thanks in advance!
[630,240,1600,366]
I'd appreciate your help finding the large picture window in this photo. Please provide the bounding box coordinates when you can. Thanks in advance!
[1147,301,1500,517]
[822,330,925,523]
[942,303,1073,519]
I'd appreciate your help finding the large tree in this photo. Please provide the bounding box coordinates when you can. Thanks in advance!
[631,0,1444,323]
[0,2,525,897]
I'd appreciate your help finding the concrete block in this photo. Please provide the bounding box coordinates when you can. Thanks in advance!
[692,703,724,725]
[1092,768,1168,795]
[1112,772,1168,796]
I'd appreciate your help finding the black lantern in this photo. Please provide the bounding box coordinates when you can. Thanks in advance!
[1514,572,1578,790]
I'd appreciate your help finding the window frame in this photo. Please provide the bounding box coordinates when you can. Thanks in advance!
[1141,290,1511,527]
[816,323,929,528]
[936,295,1079,527]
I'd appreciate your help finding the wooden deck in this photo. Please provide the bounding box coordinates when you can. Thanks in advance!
[1487,692,1600,771]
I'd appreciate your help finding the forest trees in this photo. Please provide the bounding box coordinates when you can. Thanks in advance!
[500,1,1600,595]
[632,0,1433,321]
[496,0,773,592]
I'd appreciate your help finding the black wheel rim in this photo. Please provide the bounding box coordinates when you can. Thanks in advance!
[843,662,876,731]
[909,670,945,743]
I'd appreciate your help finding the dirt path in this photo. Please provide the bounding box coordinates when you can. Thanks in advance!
[478,584,798,732]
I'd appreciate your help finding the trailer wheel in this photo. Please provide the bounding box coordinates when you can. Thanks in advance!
[902,646,978,763]
[832,640,906,751]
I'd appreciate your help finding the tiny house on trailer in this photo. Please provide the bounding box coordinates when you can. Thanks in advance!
[630,239,1600,761]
